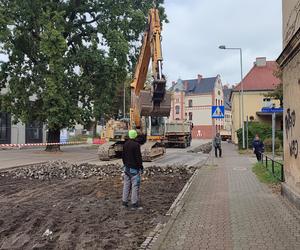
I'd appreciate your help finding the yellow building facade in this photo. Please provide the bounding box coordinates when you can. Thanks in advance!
[231,57,280,144]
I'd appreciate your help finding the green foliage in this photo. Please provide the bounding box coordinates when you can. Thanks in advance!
[237,122,283,150]
[252,162,280,184]
[0,0,167,135]
[265,69,283,107]
[263,137,282,151]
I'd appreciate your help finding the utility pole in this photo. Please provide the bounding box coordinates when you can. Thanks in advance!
[219,45,245,148]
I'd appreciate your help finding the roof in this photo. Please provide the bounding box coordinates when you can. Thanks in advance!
[223,88,232,110]
[233,61,280,91]
[169,76,217,94]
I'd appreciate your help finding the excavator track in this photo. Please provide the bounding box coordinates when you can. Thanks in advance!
[141,141,166,162]
[97,141,117,161]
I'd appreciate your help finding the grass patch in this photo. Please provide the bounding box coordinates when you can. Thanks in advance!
[252,162,280,184]
[238,149,253,155]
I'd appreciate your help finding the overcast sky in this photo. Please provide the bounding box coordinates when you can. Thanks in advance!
[162,0,282,87]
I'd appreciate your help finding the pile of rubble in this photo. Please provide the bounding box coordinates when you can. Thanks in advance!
[188,142,212,154]
[0,161,196,181]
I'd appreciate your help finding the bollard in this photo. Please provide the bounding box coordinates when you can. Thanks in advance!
[281,164,284,182]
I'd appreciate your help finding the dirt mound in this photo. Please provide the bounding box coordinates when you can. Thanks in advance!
[0,163,194,250]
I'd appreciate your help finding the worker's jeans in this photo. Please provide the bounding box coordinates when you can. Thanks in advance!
[122,167,141,205]
[215,145,222,157]
[255,151,262,161]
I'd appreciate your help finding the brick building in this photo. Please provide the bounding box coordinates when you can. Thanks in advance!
[169,74,224,139]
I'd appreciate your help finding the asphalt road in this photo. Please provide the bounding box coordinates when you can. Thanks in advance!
[0,140,210,170]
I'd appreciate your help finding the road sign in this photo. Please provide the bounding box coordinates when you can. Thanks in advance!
[261,107,283,113]
[211,105,225,119]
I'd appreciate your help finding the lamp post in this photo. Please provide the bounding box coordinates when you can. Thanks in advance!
[219,45,245,149]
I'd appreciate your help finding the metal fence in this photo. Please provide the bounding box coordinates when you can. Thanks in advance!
[261,153,284,182]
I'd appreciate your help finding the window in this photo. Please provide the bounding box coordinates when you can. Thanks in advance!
[189,112,193,121]
[175,105,180,114]
[188,99,193,107]
[215,99,218,105]
[176,98,179,103]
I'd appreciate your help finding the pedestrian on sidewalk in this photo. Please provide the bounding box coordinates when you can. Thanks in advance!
[213,132,222,157]
[252,134,264,162]
[122,129,144,210]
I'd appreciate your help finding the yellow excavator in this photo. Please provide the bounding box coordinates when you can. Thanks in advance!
[98,6,171,161]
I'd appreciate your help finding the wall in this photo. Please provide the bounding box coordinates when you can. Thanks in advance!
[213,77,225,132]
[231,91,280,144]
[11,123,26,144]
[170,91,185,121]
[185,94,212,125]
[282,51,300,196]
[221,109,232,137]
[283,0,300,47]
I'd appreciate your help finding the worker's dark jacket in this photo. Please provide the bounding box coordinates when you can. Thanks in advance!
[122,139,143,170]
[252,139,264,154]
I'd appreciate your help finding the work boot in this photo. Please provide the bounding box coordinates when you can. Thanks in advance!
[131,203,143,210]
[122,201,128,208]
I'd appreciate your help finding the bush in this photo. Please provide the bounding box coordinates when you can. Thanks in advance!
[237,122,283,149]
[263,137,282,152]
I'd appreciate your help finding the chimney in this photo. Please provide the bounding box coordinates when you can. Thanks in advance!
[197,74,203,84]
[255,57,267,67]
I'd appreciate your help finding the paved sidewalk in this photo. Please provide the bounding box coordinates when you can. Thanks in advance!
[152,143,300,250]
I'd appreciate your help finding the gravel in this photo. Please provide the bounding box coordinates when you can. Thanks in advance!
[0,160,196,181]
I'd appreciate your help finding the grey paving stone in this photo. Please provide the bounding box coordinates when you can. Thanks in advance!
[151,144,300,250]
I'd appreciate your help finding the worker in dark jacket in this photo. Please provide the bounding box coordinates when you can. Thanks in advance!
[122,129,143,209]
[213,132,222,157]
[252,134,264,161]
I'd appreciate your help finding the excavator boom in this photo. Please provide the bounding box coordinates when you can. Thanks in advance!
[98,7,170,162]
[130,8,171,129]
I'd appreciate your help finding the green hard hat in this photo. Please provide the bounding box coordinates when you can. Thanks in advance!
[128,129,138,139]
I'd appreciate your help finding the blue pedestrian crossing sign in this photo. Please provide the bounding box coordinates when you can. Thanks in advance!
[211,106,225,119]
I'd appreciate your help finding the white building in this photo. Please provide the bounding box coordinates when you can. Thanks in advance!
[169,74,225,139]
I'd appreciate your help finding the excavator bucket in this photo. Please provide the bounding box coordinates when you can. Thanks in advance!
[140,90,171,117]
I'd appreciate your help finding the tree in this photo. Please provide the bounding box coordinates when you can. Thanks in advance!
[0,0,167,150]
[265,69,283,107]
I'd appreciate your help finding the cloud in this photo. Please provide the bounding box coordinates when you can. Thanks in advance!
[163,0,282,86]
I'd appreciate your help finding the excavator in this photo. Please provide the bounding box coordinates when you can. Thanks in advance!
[98,6,171,161]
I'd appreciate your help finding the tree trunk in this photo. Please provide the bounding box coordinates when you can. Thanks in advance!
[45,128,61,152]
[93,121,97,138]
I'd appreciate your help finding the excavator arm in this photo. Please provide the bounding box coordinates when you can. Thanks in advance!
[130,8,170,129]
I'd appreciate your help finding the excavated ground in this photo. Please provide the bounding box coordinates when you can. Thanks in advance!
[0,161,194,250]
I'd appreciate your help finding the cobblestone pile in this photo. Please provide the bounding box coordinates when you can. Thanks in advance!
[188,142,212,154]
[0,161,196,181]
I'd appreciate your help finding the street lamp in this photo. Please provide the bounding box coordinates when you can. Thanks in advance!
[219,45,245,149]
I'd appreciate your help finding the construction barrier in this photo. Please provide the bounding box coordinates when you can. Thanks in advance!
[92,138,106,145]
[0,141,87,149]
